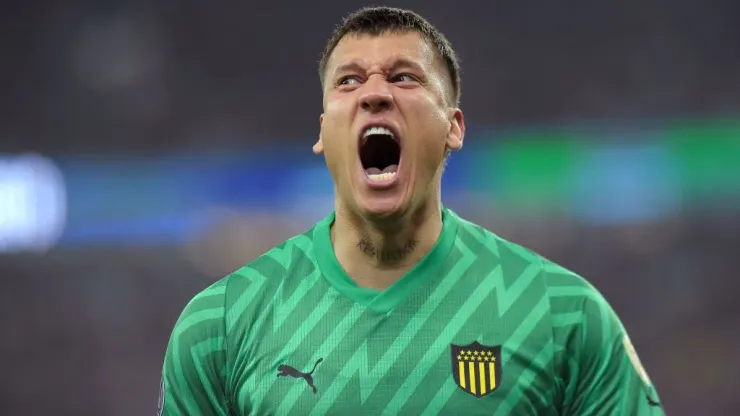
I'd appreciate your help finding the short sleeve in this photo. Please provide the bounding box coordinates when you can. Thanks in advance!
[562,288,664,416]
[160,279,231,416]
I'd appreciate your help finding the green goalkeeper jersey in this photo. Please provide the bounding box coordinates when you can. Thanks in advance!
[160,208,664,415]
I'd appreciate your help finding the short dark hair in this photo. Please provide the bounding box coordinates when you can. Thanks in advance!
[319,7,461,106]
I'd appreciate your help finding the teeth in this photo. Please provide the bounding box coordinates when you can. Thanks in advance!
[362,126,394,144]
[368,172,396,181]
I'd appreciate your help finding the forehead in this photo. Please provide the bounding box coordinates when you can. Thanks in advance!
[327,31,438,74]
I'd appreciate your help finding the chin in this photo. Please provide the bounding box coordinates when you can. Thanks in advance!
[356,194,409,222]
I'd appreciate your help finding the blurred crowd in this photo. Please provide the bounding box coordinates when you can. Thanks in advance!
[2,0,739,153]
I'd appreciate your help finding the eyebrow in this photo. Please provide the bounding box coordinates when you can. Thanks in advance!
[387,58,425,74]
[332,58,426,79]
[333,61,366,78]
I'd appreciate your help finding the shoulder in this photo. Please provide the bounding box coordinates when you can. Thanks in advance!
[213,224,324,334]
[173,222,322,333]
[165,278,230,376]
[172,277,230,334]
[494,231,612,322]
[456,216,627,363]
[453,211,548,270]
[453,211,610,316]
[454,212,550,286]
[224,226,319,299]
[539,258,608,312]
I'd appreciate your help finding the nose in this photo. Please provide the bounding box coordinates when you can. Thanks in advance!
[358,76,394,113]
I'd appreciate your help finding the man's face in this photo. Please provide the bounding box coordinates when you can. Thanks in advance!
[316,31,464,220]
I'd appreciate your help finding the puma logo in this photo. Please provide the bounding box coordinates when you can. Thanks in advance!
[277,358,323,394]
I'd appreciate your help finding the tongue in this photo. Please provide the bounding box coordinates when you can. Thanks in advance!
[365,165,398,175]
[382,164,398,173]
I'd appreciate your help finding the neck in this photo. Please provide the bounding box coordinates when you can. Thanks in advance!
[330,200,444,290]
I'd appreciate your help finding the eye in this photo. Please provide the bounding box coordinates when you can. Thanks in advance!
[391,73,418,83]
[338,76,362,86]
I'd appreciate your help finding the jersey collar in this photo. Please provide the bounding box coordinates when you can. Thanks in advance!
[313,207,459,313]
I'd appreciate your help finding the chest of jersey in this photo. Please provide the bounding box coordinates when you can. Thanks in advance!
[231,285,558,415]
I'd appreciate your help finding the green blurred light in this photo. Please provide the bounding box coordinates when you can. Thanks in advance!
[668,120,740,196]
[493,129,584,212]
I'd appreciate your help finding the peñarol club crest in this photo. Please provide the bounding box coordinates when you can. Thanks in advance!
[451,342,502,398]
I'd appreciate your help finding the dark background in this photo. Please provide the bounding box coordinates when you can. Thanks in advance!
[1,1,739,414]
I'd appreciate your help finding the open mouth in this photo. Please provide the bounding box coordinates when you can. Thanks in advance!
[360,126,401,182]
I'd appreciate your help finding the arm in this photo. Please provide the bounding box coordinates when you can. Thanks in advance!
[562,290,664,416]
[159,279,231,416]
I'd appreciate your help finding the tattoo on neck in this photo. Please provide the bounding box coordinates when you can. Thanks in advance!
[356,238,419,263]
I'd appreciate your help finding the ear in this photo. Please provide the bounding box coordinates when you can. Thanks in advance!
[313,114,325,155]
[445,108,465,151]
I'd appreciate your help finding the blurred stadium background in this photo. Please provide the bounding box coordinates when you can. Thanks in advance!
[1,1,739,415]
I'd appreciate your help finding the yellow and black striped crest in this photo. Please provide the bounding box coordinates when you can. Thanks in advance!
[451,342,502,398]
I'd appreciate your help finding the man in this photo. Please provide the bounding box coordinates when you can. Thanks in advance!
[159,7,664,415]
